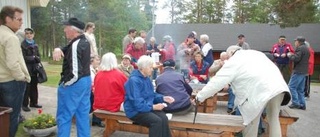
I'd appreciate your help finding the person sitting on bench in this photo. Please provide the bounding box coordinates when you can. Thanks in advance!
[124,55,175,137]
[155,59,194,115]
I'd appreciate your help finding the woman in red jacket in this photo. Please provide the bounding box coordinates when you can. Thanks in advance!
[93,52,127,112]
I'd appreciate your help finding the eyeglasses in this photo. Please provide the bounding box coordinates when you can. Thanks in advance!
[13,17,22,22]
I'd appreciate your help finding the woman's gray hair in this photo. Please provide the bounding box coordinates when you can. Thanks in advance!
[100,52,118,71]
[134,37,145,44]
[71,25,84,34]
[137,55,154,70]
[200,34,209,42]
[226,45,242,57]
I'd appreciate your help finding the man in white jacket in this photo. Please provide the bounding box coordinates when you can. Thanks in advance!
[196,45,291,137]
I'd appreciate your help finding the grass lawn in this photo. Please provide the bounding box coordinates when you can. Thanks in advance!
[41,63,62,87]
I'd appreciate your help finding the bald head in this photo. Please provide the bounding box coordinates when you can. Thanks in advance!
[226,45,242,57]
[220,52,228,61]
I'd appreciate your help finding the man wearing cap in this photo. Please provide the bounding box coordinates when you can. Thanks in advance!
[236,34,250,50]
[53,17,91,137]
[271,35,295,83]
[287,36,310,110]
[177,32,200,81]
[155,59,194,114]
[118,54,134,77]
[0,6,30,137]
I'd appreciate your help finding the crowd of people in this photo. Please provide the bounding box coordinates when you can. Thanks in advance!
[0,5,315,137]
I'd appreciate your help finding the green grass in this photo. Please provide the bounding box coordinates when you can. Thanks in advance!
[41,63,62,87]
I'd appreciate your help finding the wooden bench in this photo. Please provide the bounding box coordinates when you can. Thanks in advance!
[263,107,299,137]
[94,110,244,137]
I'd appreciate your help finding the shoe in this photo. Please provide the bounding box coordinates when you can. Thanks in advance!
[289,104,300,109]
[227,108,233,113]
[19,115,26,123]
[300,106,306,110]
[22,106,31,112]
[30,104,42,108]
[92,122,105,127]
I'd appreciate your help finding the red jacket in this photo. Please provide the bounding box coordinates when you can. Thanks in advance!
[308,47,315,75]
[93,69,127,112]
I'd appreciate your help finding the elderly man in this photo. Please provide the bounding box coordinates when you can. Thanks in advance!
[125,36,145,69]
[0,6,30,137]
[196,45,291,137]
[287,36,310,110]
[156,59,193,114]
[53,18,91,137]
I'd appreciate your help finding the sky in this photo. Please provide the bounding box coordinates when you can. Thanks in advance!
[154,0,234,24]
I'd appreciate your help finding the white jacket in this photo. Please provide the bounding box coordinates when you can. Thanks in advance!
[197,50,290,125]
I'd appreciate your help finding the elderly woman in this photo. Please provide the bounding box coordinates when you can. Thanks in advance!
[93,52,127,112]
[118,54,134,77]
[124,55,175,137]
[189,51,210,84]
[200,34,214,66]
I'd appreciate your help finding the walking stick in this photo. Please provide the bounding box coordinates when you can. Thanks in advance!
[193,98,199,124]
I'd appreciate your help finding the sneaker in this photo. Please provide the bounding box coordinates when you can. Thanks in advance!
[289,104,300,109]
[300,106,306,110]
[227,108,233,113]
[22,106,31,112]
[30,104,42,108]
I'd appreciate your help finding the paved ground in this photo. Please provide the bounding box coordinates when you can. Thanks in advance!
[20,84,320,137]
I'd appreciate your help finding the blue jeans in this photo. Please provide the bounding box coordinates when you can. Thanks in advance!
[152,68,158,80]
[57,76,91,137]
[0,80,26,137]
[227,88,235,109]
[288,73,306,107]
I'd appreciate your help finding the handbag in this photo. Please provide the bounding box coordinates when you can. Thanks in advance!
[35,63,47,83]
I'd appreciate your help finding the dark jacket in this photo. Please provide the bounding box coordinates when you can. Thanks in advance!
[156,68,193,112]
[124,69,164,118]
[60,34,91,86]
[21,40,40,76]
[289,43,310,75]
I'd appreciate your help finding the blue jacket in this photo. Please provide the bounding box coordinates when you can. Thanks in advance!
[156,68,192,112]
[124,69,164,118]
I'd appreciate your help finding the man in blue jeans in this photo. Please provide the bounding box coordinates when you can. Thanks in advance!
[0,6,31,137]
[287,36,310,110]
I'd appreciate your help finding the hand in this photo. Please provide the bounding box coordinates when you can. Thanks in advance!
[200,75,207,80]
[163,96,175,104]
[287,52,293,57]
[53,48,64,61]
[274,53,280,57]
[153,103,165,110]
[34,56,40,63]
[280,53,286,58]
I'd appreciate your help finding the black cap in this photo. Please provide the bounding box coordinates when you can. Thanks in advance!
[163,59,175,67]
[238,34,245,38]
[294,36,305,43]
[187,32,195,38]
[279,35,286,39]
[24,28,34,33]
[62,18,85,30]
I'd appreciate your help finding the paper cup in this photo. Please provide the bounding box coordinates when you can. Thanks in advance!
[166,113,172,120]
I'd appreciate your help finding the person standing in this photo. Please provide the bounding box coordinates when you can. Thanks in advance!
[84,22,98,56]
[21,28,42,112]
[52,17,91,137]
[196,45,291,137]
[287,36,310,110]
[304,41,314,98]
[271,35,295,83]
[236,34,250,50]
[122,28,137,54]
[0,6,30,137]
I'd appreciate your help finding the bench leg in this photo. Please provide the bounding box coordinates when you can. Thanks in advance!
[221,131,234,137]
[104,119,118,137]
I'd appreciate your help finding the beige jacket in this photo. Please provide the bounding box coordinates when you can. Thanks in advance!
[0,25,30,83]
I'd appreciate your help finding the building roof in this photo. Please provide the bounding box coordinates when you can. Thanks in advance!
[148,23,320,52]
